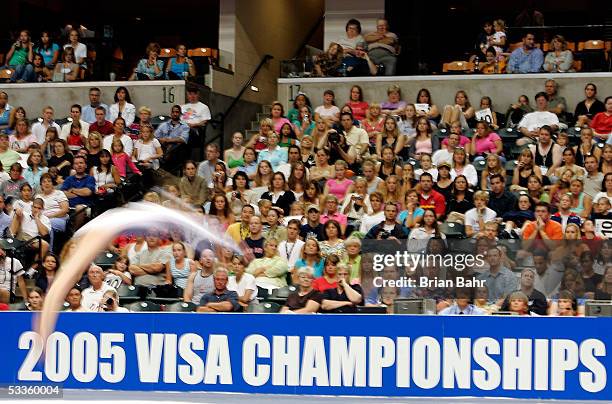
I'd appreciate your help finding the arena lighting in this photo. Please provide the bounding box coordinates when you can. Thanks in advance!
[250,85,259,92]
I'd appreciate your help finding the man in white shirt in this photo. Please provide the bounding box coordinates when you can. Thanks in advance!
[531,250,564,297]
[339,112,368,158]
[9,198,51,258]
[81,265,116,312]
[432,132,459,166]
[464,191,497,238]
[517,92,566,146]
[81,87,110,123]
[60,104,89,140]
[181,87,211,128]
[31,106,61,144]
[0,248,27,303]
[359,192,385,234]
[278,219,305,271]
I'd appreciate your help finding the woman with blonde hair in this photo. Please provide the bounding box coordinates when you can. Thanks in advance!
[543,35,574,73]
[376,116,405,159]
[450,147,478,188]
[310,117,331,150]
[362,103,385,152]
[246,117,275,151]
[481,153,504,191]
[511,148,542,191]
[381,174,404,211]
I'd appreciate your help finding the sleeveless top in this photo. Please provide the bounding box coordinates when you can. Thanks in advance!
[415,138,433,155]
[535,143,553,168]
[192,270,214,304]
[378,163,399,181]
[575,144,596,167]
[170,258,192,289]
[570,193,586,215]
[92,167,114,189]
[227,155,244,169]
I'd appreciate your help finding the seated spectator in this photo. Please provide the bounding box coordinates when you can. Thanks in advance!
[91,149,121,197]
[183,249,215,304]
[312,254,340,292]
[0,196,12,235]
[64,121,87,153]
[594,97,612,141]
[4,30,34,83]
[24,287,44,311]
[399,189,425,228]
[227,254,257,309]
[64,29,87,68]
[8,118,35,153]
[82,88,110,124]
[110,139,141,178]
[415,88,441,123]
[34,31,59,68]
[517,94,562,146]
[104,256,132,289]
[481,154,505,191]
[314,43,344,77]
[97,289,129,313]
[377,118,406,160]
[450,148,478,187]
[439,288,487,315]
[418,172,446,219]
[225,204,254,244]
[31,53,51,82]
[128,231,172,287]
[409,117,439,160]
[505,95,534,129]
[246,238,288,290]
[131,43,166,81]
[155,105,189,172]
[224,132,246,176]
[181,86,211,142]
[324,160,353,204]
[47,139,73,179]
[465,191,497,238]
[314,90,341,123]
[342,41,377,76]
[61,156,95,227]
[268,101,291,135]
[64,287,85,312]
[320,264,364,313]
[300,205,325,242]
[344,85,369,123]
[0,163,27,199]
[133,123,162,179]
[320,219,346,259]
[407,209,445,253]
[109,87,136,127]
[362,104,385,150]
[60,104,90,141]
[260,172,294,216]
[52,47,79,82]
[555,149,586,181]
[441,90,475,130]
[281,266,322,313]
[544,79,568,123]
[103,118,134,157]
[574,83,606,127]
[36,173,69,248]
[477,47,505,74]
[380,85,406,117]
[89,107,113,137]
[337,18,364,55]
[506,291,536,316]
[245,216,265,258]
[0,246,27,303]
[81,265,115,312]
[166,44,196,79]
[196,267,240,313]
[257,133,287,172]
[506,32,544,73]
[543,35,574,73]
[476,246,518,302]
[364,18,399,76]
[554,290,579,316]
[164,241,196,295]
[365,202,408,239]
[399,104,418,138]
[522,202,563,251]
[178,160,207,205]
[208,192,235,230]
[469,121,503,162]
[341,177,372,223]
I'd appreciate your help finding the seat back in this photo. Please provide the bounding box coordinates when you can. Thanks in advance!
[117,284,140,298]
[165,301,196,312]
[579,40,605,51]
[0,68,13,80]
[126,301,162,312]
[188,47,218,60]
[247,302,281,313]
[160,48,177,58]
[440,222,465,238]
[442,61,474,73]
[572,60,582,72]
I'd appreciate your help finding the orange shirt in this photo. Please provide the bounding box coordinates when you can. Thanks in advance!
[522,219,563,240]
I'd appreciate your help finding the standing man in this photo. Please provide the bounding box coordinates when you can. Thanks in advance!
[181,86,211,159]
[506,32,544,73]
[155,105,189,172]
[31,106,61,145]
[363,19,399,75]
[81,87,110,124]
[60,104,90,140]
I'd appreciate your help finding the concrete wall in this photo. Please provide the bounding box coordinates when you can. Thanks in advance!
[323,0,384,50]
[278,73,612,118]
[0,81,186,118]
[211,0,324,105]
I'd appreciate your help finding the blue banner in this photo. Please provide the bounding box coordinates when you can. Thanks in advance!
[0,312,610,400]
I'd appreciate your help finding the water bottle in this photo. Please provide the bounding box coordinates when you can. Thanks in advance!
[340,63,347,77]
[474,56,479,71]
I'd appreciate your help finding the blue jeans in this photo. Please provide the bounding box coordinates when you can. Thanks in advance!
[9,64,35,82]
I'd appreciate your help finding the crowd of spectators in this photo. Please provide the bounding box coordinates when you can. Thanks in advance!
[1,29,201,83]
[312,17,609,77]
[0,72,610,317]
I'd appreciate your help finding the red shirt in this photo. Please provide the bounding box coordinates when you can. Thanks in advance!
[312,277,338,292]
[419,190,446,217]
[346,101,369,122]
[89,120,114,136]
[591,112,612,136]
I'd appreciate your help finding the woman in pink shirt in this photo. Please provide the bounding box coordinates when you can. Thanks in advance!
[324,160,353,203]
[270,101,292,134]
[111,139,141,178]
[469,121,503,162]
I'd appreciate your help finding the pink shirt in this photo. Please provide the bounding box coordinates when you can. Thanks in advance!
[346,101,369,121]
[320,212,348,227]
[325,178,354,202]
[273,117,292,134]
[442,135,470,148]
[415,138,433,155]
[474,132,501,155]
[112,152,142,177]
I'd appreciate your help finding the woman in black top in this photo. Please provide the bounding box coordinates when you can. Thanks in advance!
[446,175,474,220]
[433,163,453,201]
[261,172,296,216]
[47,139,73,179]
[574,83,605,127]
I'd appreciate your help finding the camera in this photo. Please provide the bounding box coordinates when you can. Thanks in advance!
[379,230,391,239]
[214,172,222,177]
[328,130,340,144]
[354,195,363,200]
[233,191,241,199]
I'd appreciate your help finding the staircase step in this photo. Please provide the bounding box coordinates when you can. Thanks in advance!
[257,112,271,121]
[262,105,272,114]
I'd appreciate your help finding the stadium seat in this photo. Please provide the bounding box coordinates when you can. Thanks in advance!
[117,284,141,303]
[159,48,177,58]
[247,302,281,313]
[498,128,518,141]
[504,160,518,174]
[257,286,271,301]
[94,251,118,268]
[578,40,605,51]
[0,68,13,81]
[126,301,162,312]
[165,301,197,312]
[405,158,420,170]
[474,159,486,172]
[150,115,171,128]
[439,222,465,238]
[266,285,297,304]
[442,61,474,73]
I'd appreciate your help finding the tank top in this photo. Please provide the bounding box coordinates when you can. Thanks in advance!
[570,193,586,215]
[170,258,192,289]
[415,138,433,155]
[92,168,114,189]
[535,143,553,168]
[575,144,595,167]
[378,163,398,181]
[192,270,214,304]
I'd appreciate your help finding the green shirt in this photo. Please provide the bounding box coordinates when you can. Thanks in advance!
[9,47,28,66]
[0,149,21,168]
